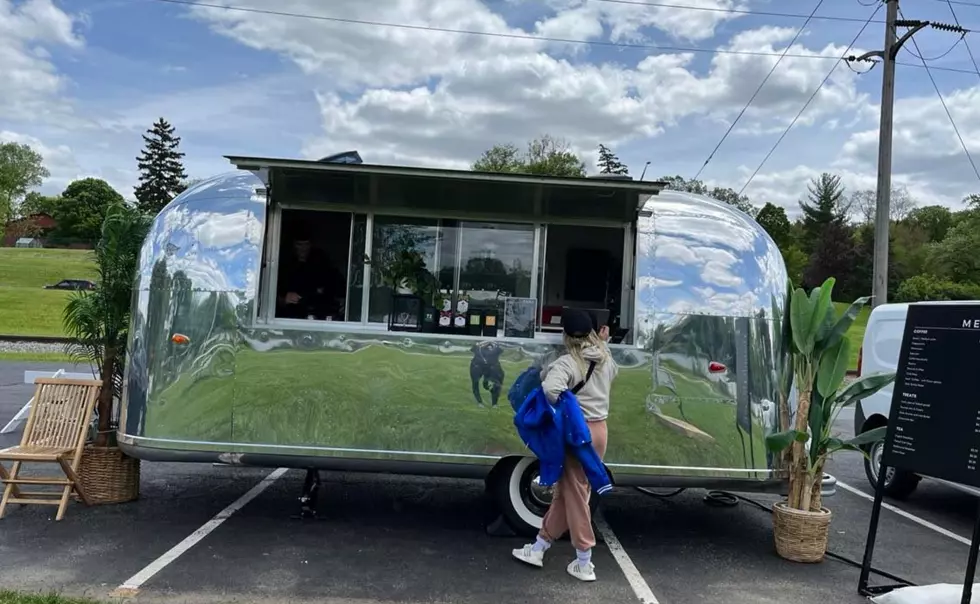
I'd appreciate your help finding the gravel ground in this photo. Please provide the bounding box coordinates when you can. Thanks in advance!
[0,341,67,354]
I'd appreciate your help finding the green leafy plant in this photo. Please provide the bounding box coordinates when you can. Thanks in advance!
[378,249,426,291]
[62,202,151,447]
[766,277,896,512]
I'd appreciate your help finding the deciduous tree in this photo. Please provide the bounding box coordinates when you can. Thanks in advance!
[54,178,125,244]
[926,213,980,285]
[755,202,792,249]
[0,141,49,225]
[17,191,61,218]
[473,135,586,177]
[904,204,954,243]
[850,185,916,223]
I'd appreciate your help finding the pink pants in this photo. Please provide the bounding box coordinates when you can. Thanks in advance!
[538,420,608,551]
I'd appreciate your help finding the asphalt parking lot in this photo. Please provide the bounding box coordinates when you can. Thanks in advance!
[1,361,976,604]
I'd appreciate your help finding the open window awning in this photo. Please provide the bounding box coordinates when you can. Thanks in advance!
[225,155,665,223]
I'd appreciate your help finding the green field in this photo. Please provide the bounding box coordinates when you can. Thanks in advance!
[0,248,870,369]
[0,248,96,337]
[834,301,870,370]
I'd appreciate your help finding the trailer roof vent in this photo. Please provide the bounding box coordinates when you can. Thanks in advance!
[316,150,363,164]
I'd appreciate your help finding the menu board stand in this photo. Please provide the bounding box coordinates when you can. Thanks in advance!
[857,303,980,603]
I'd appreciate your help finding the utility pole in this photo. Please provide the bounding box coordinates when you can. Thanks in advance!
[872,0,898,310]
[846,1,964,308]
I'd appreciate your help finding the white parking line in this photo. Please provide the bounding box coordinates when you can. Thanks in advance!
[595,512,661,604]
[111,467,289,597]
[836,480,971,546]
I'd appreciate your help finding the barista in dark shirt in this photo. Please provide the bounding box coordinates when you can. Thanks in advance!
[276,232,347,320]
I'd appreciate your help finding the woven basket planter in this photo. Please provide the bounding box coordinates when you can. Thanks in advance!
[772,501,832,563]
[77,445,140,505]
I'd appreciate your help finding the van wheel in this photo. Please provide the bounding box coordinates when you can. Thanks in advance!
[864,437,920,499]
[490,456,599,537]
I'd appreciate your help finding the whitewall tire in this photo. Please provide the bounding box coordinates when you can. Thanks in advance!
[491,456,600,537]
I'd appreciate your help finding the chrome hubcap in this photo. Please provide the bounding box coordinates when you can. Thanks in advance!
[528,473,553,508]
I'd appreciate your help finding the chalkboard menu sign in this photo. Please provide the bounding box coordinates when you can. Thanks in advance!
[882,303,980,488]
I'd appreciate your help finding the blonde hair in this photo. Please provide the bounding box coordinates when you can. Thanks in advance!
[562,330,610,378]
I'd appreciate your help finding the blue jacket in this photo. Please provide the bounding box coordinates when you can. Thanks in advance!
[513,387,613,496]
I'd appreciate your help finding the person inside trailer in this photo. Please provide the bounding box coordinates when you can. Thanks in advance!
[276,225,347,320]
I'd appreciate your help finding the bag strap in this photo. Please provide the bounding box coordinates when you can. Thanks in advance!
[570,361,597,395]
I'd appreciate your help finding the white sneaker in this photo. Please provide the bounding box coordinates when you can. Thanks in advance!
[567,559,596,582]
[512,543,545,568]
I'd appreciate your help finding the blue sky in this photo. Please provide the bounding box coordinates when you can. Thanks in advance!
[2,0,979,217]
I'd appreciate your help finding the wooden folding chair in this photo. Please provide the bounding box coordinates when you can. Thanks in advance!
[0,377,102,521]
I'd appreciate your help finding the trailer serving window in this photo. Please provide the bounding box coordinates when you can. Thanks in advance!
[233,157,661,343]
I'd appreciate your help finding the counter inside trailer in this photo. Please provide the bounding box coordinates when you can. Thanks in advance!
[244,158,658,347]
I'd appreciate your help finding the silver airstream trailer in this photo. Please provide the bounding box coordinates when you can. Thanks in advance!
[118,153,791,534]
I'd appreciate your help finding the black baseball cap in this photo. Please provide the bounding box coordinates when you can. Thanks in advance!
[562,308,595,338]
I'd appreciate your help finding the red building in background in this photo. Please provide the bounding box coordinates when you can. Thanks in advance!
[2,213,58,247]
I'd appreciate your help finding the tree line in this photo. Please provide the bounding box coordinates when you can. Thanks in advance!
[0,118,191,246]
[473,135,980,303]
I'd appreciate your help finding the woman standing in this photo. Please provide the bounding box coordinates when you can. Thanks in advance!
[511,308,618,582]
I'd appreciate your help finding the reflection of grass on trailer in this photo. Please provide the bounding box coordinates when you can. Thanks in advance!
[119,157,791,536]
[147,346,766,470]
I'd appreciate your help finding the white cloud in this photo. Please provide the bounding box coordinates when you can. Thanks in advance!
[2,0,977,218]
[251,11,864,170]
[0,0,84,124]
[839,85,980,205]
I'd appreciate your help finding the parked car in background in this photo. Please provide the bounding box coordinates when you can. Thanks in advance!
[854,300,980,499]
[44,279,96,291]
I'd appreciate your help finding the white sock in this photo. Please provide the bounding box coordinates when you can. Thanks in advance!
[532,536,551,552]
[576,548,592,566]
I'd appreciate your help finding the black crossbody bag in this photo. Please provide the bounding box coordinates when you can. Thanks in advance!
[570,361,597,395]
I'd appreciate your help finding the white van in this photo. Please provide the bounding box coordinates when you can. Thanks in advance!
[854,301,980,499]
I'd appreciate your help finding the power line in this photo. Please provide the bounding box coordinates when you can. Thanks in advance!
[900,7,980,183]
[737,2,884,196]
[946,0,980,80]
[902,60,980,74]
[901,32,965,62]
[150,0,977,64]
[693,0,826,181]
[587,0,883,24]
[933,0,980,8]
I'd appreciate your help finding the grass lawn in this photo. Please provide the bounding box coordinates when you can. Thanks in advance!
[0,592,102,604]
[0,352,73,363]
[834,301,871,371]
[0,248,96,337]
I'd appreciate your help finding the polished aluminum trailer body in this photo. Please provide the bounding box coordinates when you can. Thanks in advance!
[118,161,791,493]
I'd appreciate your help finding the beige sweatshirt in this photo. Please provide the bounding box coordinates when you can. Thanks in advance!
[540,344,619,421]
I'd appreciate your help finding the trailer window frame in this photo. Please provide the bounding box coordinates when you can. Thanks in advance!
[253,169,646,345]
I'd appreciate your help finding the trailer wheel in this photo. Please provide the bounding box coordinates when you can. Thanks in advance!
[491,456,599,537]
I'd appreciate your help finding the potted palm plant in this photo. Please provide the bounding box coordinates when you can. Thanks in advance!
[62,201,151,505]
[765,277,896,563]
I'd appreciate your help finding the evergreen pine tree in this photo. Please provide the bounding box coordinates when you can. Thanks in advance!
[134,118,188,216]
[597,144,629,175]
[798,172,849,255]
